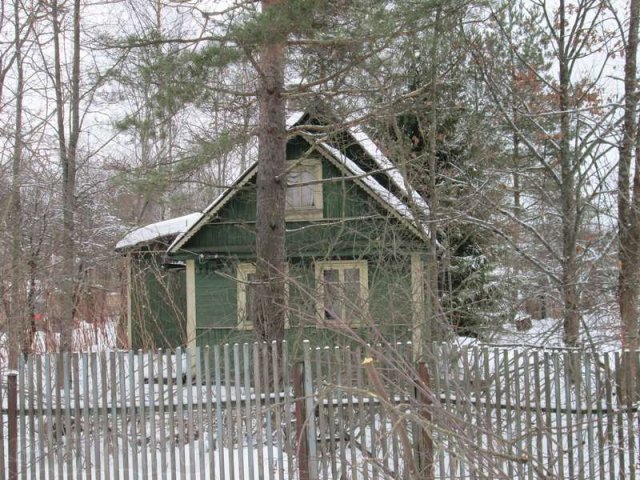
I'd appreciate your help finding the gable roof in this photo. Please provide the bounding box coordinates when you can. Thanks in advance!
[167,112,429,253]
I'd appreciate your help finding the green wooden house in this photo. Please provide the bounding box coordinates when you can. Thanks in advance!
[116,110,431,350]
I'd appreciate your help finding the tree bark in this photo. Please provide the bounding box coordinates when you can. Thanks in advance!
[558,0,580,346]
[618,0,640,400]
[52,0,81,352]
[253,0,287,343]
[8,0,25,366]
[426,6,443,341]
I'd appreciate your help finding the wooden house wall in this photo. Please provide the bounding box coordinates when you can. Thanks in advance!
[192,254,415,347]
[182,158,422,258]
[130,254,188,349]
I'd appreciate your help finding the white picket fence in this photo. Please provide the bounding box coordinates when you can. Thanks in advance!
[1,341,639,479]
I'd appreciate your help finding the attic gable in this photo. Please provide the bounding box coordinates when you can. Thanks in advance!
[167,111,429,254]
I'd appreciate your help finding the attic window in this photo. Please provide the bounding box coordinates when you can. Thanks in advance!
[315,260,368,325]
[286,159,323,221]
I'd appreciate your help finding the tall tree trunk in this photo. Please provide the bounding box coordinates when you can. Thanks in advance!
[253,0,287,343]
[618,0,640,400]
[8,0,25,367]
[52,0,81,352]
[426,6,443,341]
[558,0,580,346]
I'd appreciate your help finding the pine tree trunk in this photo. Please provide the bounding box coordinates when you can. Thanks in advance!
[253,0,287,343]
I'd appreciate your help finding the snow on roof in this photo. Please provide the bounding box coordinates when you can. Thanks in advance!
[318,142,427,238]
[116,213,201,251]
[349,126,430,213]
[286,110,306,128]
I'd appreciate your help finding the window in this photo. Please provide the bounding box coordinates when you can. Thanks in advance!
[237,263,290,330]
[315,260,368,325]
[286,159,323,220]
[237,263,257,330]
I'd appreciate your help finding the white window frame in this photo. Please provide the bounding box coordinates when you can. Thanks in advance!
[315,260,369,326]
[237,263,290,330]
[285,158,323,221]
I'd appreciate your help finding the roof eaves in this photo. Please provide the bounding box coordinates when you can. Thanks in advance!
[167,164,259,254]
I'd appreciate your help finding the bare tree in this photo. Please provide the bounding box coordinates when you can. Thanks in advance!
[617,0,639,397]
[471,0,617,346]
[49,0,82,352]
[7,0,26,366]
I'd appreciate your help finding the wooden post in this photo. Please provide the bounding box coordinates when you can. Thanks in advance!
[8,371,18,480]
[294,362,310,480]
[417,361,434,480]
[185,259,197,369]
[411,253,426,361]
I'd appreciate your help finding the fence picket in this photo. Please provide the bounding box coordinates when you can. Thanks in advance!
[18,355,26,480]
[223,344,234,480]
[214,345,225,480]
[302,341,319,480]
[195,347,205,480]
[137,350,148,480]
[271,341,285,480]
[175,348,186,480]
[71,354,81,480]
[80,353,89,480]
[26,356,36,480]
[584,353,596,480]
[185,349,195,479]
[157,350,167,480]
[628,352,638,480]
[233,344,244,480]
[148,351,158,480]
[614,352,626,477]
[110,352,120,480]
[35,354,45,480]
[242,343,254,480]
[281,342,294,480]
[204,347,215,480]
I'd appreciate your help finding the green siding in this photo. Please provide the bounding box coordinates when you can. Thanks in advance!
[195,260,239,329]
[130,255,187,349]
[183,156,423,256]
[192,255,415,349]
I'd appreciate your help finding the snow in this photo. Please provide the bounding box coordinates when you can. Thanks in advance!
[286,110,306,128]
[349,126,430,214]
[115,213,201,250]
[319,142,426,233]
[490,313,622,351]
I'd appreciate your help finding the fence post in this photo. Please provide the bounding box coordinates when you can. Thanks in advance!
[8,370,18,480]
[294,362,310,480]
[417,361,434,480]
